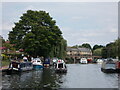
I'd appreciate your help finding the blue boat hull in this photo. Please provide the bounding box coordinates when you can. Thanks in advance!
[33,65,43,69]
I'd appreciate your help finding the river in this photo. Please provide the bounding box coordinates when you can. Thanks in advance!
[2,64,119,89]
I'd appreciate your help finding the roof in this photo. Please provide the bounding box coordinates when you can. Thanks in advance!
[66,47,91,52]
[78,48,91,52]
[66,47,79,51]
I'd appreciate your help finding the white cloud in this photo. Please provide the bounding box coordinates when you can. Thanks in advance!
[2,22,14,31]
[1,2,118,46]
[71,16,84,22]
[109,28,118,33]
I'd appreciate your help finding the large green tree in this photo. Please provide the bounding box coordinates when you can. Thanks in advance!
[9,10,66,58]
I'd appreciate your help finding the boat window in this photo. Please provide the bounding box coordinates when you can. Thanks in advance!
[29,63,32,66]
[12,63,18,68]
[23,63,25,67]
[106,64,115,67]
[58,63,63,68]
[55,64,57,68]
[20,64,24,68]
[65,65,67,68]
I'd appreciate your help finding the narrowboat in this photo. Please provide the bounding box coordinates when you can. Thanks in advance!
[101,58,116,73]
[8,60,33,73]
[80,58,88,64]
[54,59,67,73]
[31,58,43,69]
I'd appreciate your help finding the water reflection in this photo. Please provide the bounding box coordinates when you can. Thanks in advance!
[2,64,119,89]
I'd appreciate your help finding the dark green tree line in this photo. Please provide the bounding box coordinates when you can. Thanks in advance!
[102,39,119,59]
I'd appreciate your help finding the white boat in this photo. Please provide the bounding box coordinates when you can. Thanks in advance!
[31,58,43,69]
[97,59,103,64]
[101,58,116,73]
[80,58,88,64]
[54,59,67,73]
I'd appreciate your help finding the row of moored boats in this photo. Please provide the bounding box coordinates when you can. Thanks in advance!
[7,57,67,73]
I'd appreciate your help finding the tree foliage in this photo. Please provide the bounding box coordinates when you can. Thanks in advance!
[82,43,91,49]
[102,40,119,59]
[93,48,102,56]
[8,10,67,58]
[93,45,103,51]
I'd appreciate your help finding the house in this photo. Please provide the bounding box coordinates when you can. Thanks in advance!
[66,47,92,59]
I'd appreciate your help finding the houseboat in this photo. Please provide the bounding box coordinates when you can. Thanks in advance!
[54,59,67,73]
[8,60,33,73]
[101,58,116,73]
[31,58,43,69]
[80,58,88,64]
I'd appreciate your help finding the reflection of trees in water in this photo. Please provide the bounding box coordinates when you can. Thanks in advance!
[3,68,66,89]
[2,70,43,89]
[40,67,67,89]
[40,67,60,89]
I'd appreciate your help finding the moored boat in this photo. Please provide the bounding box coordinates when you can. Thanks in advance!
[8,60,33,73]
[43,58,50,67]
[87,58,92,63]
[54,59,67,73]
[97,59,103,64]
[80,58,88,64]
[31,58,43,69]
[101,58,116,73]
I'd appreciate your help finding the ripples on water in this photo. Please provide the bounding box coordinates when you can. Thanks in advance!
[2,64,119,89]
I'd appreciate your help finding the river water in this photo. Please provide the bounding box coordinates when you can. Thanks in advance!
[2,64,119,89]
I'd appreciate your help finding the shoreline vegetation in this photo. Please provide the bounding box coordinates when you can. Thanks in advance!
[1,60,10,67]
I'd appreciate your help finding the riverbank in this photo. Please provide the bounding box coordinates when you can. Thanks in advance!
[0,60,10,71]
[1,60,10,67]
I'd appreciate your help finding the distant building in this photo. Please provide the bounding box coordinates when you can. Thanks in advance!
[66,47,92,59]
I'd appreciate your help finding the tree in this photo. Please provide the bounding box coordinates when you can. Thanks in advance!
[93,45,103,51]
[118,38,120,60]
[101,41,118,58]
[82,43,91,49]
[93,48,102,56]
[8,10,66,58]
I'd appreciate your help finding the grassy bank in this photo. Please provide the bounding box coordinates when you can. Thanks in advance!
[1,60,10,67]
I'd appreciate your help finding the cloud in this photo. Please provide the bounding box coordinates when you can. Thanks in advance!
[2,22,14,31]
[61,26,118,47]
[1,2,118,46]
[71,16,84,22]
[109,28,118,33]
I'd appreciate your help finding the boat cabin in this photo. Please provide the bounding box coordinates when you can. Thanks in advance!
[8,60,33,72]
[54,59,67,73]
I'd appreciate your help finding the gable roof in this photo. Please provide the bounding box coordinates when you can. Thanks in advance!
[67,47,91,52]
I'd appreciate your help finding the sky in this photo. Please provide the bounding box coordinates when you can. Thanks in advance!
[1,2,118,47]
